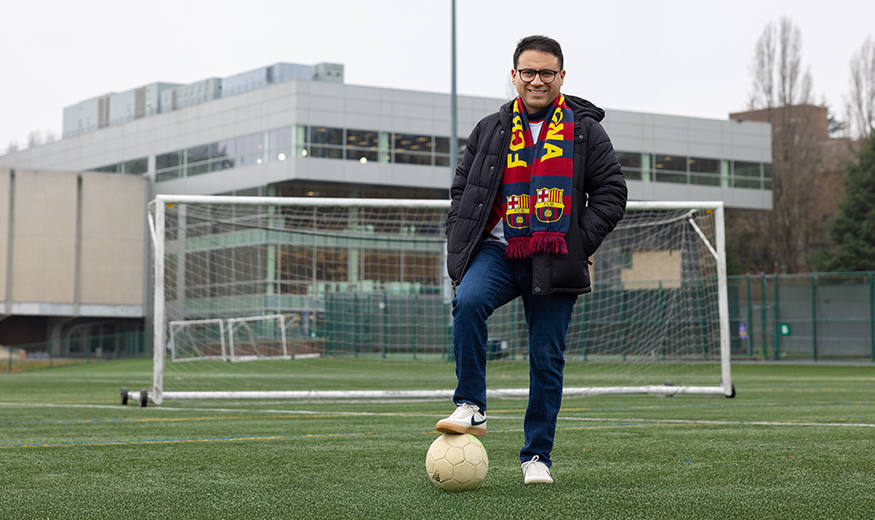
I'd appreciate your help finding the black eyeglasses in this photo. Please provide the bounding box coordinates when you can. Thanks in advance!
[517,69,560,84]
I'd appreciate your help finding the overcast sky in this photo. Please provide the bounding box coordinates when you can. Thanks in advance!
[2,0,873,152]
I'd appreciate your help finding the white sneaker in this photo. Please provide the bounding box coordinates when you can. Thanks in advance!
[435,403,487,437]
[522,456,553,484]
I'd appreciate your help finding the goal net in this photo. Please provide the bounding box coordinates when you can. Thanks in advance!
[144,196,732,405]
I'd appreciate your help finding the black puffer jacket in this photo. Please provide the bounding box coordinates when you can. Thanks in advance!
[446,95,627,295]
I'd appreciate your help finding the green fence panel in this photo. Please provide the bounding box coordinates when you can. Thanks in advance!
[729,272,875,362]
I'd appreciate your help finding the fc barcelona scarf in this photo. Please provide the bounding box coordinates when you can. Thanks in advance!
[502,94,574,259]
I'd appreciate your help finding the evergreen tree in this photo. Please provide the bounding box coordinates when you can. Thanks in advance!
[815,137,875,272]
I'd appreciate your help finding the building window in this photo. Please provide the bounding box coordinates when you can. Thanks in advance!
[394,133,433,165]
[616,151,642,181]
[653,154,688,184]
[733,161,761,189]
[295,125,308,157]
[688,157,721,186]
[156,152,183,181]
[157,151,181,171]
[310,126,344,158]
[187,145,211,176]
[347,149,378,163]
[434,137,467,166]
[310,146,344,159]
[89,157,148,175]
[235,133,264,167]
[213,139,236,170]
[154,131,270,182]
[270,128,290,162]
[395,152,432,165]
[346,129,379,163]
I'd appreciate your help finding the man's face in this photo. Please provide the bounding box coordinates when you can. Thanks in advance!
[511,49,565,113]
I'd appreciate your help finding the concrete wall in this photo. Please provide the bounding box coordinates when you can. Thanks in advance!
[0,169,9,301]
[80,172,145,306]
[0,168,146,317]
[11,169,78,304]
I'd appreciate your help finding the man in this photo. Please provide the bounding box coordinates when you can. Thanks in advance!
[435,35,627,484]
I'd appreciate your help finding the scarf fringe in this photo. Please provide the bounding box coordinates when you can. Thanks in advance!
[530,232,568,256]
[506,237,530,259]
[506,233,568,258]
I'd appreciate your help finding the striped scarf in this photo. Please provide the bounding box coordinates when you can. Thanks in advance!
[502,94,574,259]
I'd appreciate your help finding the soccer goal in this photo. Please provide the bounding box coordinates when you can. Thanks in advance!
[140,195,733,405]
[169,318,226,362]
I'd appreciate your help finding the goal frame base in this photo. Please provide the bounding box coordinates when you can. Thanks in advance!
[141,384,735,406]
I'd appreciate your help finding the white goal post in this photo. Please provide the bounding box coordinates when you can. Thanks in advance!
[143,195,733,405]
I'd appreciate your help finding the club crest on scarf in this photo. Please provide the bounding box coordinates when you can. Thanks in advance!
[535,188,564,223]
[505,194,530,229]
[502,95,574,259]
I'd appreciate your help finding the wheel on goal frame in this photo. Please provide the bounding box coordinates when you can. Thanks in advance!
[727,383,736,398]
[120,387,129,405]
[139,388,149,407]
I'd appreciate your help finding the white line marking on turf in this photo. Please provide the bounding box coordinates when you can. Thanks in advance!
[3,402,873,428]
[557,416,875,427]
[0,402,133,410]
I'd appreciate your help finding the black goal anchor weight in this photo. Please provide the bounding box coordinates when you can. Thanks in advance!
[120,387,149,407]
[660,381,736,399]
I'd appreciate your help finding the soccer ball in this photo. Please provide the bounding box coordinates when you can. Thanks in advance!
[425,433,489,491]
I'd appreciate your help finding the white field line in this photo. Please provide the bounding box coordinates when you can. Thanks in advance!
[555,415,875,428]
[3,402,873,428]
[0,402,136,411]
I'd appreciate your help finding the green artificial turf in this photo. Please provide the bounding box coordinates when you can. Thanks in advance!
[1,360,873,519]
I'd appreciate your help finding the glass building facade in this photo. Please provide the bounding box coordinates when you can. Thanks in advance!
[86,124,773,192]
[146,125,471,183]
[618,151,771,190]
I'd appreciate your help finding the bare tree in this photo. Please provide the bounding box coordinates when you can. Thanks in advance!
[846,36,875,140]
[732,17,834,274]
[749,18,812,110]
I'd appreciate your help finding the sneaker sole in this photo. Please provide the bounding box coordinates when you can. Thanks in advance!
[435,421,486,437]
[524,476,554,484]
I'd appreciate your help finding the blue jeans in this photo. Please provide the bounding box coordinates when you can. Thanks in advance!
[452,242,578,467]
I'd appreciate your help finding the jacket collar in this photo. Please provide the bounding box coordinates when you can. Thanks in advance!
[499,94,605,124]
